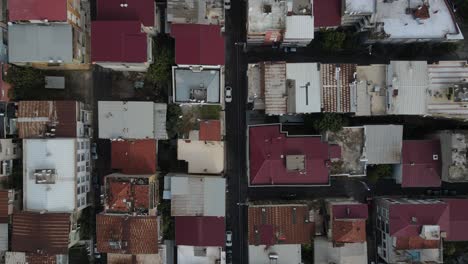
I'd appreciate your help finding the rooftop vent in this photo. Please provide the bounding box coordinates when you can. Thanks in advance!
[34,169,56,184]
[433,154,439,160]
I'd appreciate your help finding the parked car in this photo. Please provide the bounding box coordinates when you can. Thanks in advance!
[224,0,231,10]
[225,86,232,103]
[226,231,232,247]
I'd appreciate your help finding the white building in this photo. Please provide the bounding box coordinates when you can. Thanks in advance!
[0,139,20,180]
[98,101,167,140]
[23,138,91,212]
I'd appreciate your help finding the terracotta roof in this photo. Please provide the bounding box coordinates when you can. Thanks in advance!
[91,21,148,63]
[0,190,10,223]
[12,212,70,254]
[17,101,78,138]
[413,4,430,19]
[444,199,468,241]
[249,124,334,185]
[263,62,287,115]
[111,140,157,174]
[332,220,366,243]
[401,140,441,188]
[8,0,67,21]
[175,216,225,246]
[388,203,449,238]
[321,64,356,113]
[97,0,155,27]
[248,205,313,245]
[332,204,368,219]
[314,0,341,27]
[107,253,161,264]
[105,175,154,213]
[96,215,158,254]
[199,120,221,141]
[171,24,225,65]
[395,236,439,250]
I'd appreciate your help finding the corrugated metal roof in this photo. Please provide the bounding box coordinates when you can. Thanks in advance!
[98,102,167,140]
[8,24,73,63]
[284,16,314,41]
[97,0,155,27]
[96,215,158,254]
[321,64,357,113]
[286,63,321,113]
[199,120,221,141]
[248,204,314,245]
[387,61,428,115]
[111,140,157,174]
[364,125,403,164]
[12,212,71,254]
[170,175,225,217]
[0,190,12,223]
[8,0,67,21]
[23,138,81,212]
[264,62,287,115]
[401,140,441,188]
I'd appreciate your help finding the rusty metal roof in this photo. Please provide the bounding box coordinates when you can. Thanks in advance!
[263,62,287,115]
[321,64,357,113]
[11,212,71,254]
[0,190,11,223]
[248,204,314,245]
[17,101,78,138]
[96,214,158,254]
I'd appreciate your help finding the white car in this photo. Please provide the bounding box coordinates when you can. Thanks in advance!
[226,231,233,247]
[224,0,231,10]
[225,86,232,103]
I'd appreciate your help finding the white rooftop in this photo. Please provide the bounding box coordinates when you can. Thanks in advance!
[374,0,463,40]
[249,244,301,264]
[98,101,167,140]
[314,237,367,264]
[170,174,225,217]
[248,0,287,33]
[345,0,375,14]
[177,246,222,264]
[364,125,403,164]
[23,139,77,212]
[286,63,321,113]
[284,16,314,41]
[177,139,224,174]
[387,61,428,115]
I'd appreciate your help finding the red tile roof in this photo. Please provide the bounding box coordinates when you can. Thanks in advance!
[321,64,356,113]
[8,0,67,22]
[12,212,71,254]
[388,203,449,238]
[444,199,468,241]
[313,0,342,27]
[401,140,441,188]
[171,24,225,66]
[18,101,79,138]
[105,175,153,213]
[249,124,334,185]
[97,0,155,27]
[199,120,221,141]
[96,214,158,254]
[111,140,157,174]
[0,190,10,223]
[331,203,368,243]
[333,220,366,243]
[248,205,314,245]
[175,216,225,246]
[395,237,440,250]
[91,21,148,63]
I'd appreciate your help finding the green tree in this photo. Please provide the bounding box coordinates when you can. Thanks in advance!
[307,113,348,133]
[301,244,314,264]
[320,30,346,52]
[367,164,392,183]
[198,105,221,120]
[166,104,183,139]
[5,66,45,100]
[146,47,174,85]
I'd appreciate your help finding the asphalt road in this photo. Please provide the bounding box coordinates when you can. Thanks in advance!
[224,0,249,263]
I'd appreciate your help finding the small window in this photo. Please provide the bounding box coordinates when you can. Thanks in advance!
[77,187,81,194]
[86,184,89,192]
[81,185,85,193]
[86,174,90,181]
[77,154,80,161]
[77,199,81,208]
[77,166,81,173]
[13,147,16,155]
[385,223,389,233]
[81,196,85,206]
